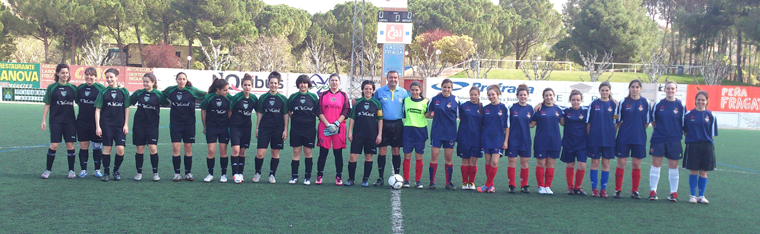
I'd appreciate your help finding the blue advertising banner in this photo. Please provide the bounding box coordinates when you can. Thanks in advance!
[382,44,405,77]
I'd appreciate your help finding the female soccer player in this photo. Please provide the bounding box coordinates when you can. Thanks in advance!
[200,78,232,183]
[648,81,685,201]
[560,90,589,195]
[586,81,617,197]
[40,64,78,179]
[163,72,207,182]
[255,72,289,183]
[508,84,533,193]
[316,73,351,185]
[94,68,130,182]
[75,67,105,178]
[427,79,459,190]
[287,75,319,185]
[683,90,717,204]
[230,74,258,184]
[401,81,429,189]
[477,85,510,193]
[347,80,383,187]
[613,79,650,199]
[129,73,169,181]
[530,88,563,195]
[458,87,483,190]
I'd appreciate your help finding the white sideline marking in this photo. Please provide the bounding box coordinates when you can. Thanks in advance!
[391,189,404,234]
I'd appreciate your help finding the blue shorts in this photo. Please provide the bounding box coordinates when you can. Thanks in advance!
[649,142,683,160]
[457,145,482,159]
[534,150,560,159]
[403,141,425,154]
[431,140,455,149]
[616,144,646,159]
[588,146,614,159]
[560,148,588,163]
[483,148,503,156]
[506,149,531,158]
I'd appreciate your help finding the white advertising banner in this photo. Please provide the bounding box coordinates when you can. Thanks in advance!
[377,22,413,44]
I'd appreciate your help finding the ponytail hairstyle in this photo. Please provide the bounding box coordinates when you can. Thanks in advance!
[105,68,119,77]
[242,73,254,87]
[627,79,642,98]
[470,86,482,114]
[54,64,70,83]
[488,84,501,96]
[143,73,158,90]
[599,81,611,91]
[569,89,583,102]
[516,84,529,97]
[542,87,555,106]
[176,72,193,87]
[207,78,229,94]
[410,80,424,99]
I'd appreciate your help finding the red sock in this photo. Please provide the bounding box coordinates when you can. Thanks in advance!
[484,165,492,186]
[615,167,625,191]
[469,166,477,183]
[520,168,529,187]
[488,166,499,187]
[415,159,423,182]
[545,168,555,187]
[574,169,585,190]
[429,163,437,183]
[566,168,575,189]
[632,168,641,192]
[461,165,469,183]
[508,167,516,187]
[535,167,545,187]
[403,159,411,181]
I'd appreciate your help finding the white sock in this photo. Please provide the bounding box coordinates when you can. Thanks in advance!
[649,166,661,192]
[669,168,679,193]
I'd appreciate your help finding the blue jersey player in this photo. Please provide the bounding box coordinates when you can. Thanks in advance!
[427,79,459,190]
[530,88,563,195]
[477,85,510,194]
[508,84,533,193]
[648,81,685,201]
[586,82,617,198]
[683,91,717,205]
[560,90,589,196]
[613,80,650,199]
[457,87,483,190]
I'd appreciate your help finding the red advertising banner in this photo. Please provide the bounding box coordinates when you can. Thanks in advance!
[124,67,154,90]
[40,64,144,91]
[685,85,760,113]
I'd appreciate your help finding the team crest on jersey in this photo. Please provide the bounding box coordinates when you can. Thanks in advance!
[144,94,150,102]
[300,97,306,104]
[110,92,117,99]
[269,100,275,106]
[608,107,613,112]
[216,99,222,107]
[579,114,584,120]
[331,97,336,102]
[84,90,91,96]
[364,102,370,110]
[673,108,678,114]
[447,102,451,108]
[243,101,249,109]
[498,110,503,116]
[555,111,560,117]
[638,105,643,111]
[176,92,183,100]
[705,116,710,122]
[526,112,531,118]
[60,90,67,97]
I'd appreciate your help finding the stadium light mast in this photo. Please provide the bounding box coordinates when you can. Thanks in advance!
[349,0,366,100]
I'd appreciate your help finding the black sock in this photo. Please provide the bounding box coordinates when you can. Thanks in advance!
[150,154,159,173]
[184,156,192,173]
[220,157,228,175]
[364,161,373,180]
[67,149,76,171]
[317,147,328,177]
[348,162,357,180]
[334,149,344,178]
[270,158,280,176]
[291,160,300,178]
[231,156,239,175]
[172,156,181,173]
[239,157,246,174]
[392,155,401,175]
[102,153,111,175]
[255,157,263,174]
[207,158,215,175]
[377,155,386,179]
[79,149,89,171]
[114,154,124,173]
[46,149,56,171]
[135,153,144,173]
[93,149,102,170]
[305,157,313,178]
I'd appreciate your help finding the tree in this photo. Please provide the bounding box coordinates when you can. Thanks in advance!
[82,37,111,66]
[57,0,99,64]
[100,0,143,66]
[433,35,475,65]
[199,37,233,71]
[409,29,453,77]
[324,2,381,63]
[0,4,17,61]
[639,49,669,83]
[500,0,563,68]
[233,36,292,72]
[142,42,183,68]
[255,4,311,47]
[303,13,335,74]
[145,0,178,43]
[578,50,614,82]
[410,0,505,52]
[520,55,556,80]
[699,56,733,85]
[568,0,658,64]
[8,0,59,63]
[465,45,498,78]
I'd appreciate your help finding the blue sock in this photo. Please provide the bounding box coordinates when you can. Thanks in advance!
[590,169,598,189]
[601,171,610,190]
[689,174,698,196]
[698,177,707,197]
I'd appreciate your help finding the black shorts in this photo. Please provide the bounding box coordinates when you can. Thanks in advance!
[290,131,316,148]
[257,127,284,149]
[76,121,101,143]
[650,142,683,160]
[205,127,229,144]
[230,125,252,148]
[350,138,377,155]
[683,142,715,171]
[378,120,403,148]
[101,125,126,146]
[170,123,196,143]
[133,125,159,146]
[50,122,77,143]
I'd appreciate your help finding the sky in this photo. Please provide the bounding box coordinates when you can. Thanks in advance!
[262,0,568,15]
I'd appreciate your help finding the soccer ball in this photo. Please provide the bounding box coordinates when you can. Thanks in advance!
[388,174,404,190]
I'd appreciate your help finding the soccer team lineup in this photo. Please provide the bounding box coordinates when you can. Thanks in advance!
[39,63,719,205]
